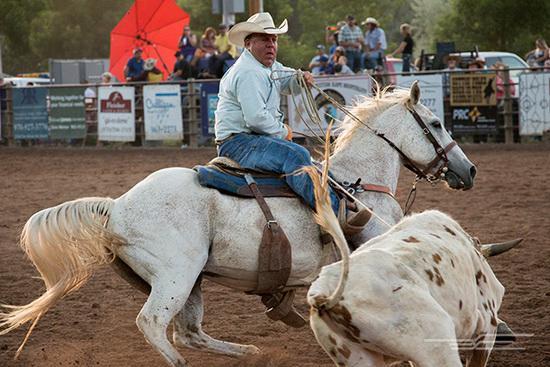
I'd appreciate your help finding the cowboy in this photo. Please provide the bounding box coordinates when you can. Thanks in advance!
[215,12,370,237]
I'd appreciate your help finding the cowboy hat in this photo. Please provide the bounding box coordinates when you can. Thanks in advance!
[228,12,288,47]
[361,17,379,26]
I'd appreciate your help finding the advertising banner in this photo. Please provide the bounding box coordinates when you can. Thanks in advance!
[97,86,135,142]
[49,87,87,139]
[450,73,497,106]
[519,72,550,136]
[450,106,497,134]
[12,88,49,139]
[396,74,445,122]
[143,84,183,140]
[200,82,219,137]
[287,75,372,136]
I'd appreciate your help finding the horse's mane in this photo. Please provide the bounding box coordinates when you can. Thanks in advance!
[333,86,411,153]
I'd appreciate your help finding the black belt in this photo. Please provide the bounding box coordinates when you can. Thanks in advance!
[215,133,238,146]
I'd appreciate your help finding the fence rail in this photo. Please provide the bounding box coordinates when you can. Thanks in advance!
[0,67,547,147]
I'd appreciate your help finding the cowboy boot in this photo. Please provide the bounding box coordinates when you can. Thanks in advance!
[338,199,372,237]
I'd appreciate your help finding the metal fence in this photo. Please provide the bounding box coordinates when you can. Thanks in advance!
[0,67,544,147]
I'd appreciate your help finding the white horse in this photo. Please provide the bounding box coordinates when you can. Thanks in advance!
[1,84,476,366]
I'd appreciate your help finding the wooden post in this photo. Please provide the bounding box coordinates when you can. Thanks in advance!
[188,80,198,148]
[502,67,514,144]
[248,0,262,16]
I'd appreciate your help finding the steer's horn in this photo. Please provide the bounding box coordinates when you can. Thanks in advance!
[480,238,523,257]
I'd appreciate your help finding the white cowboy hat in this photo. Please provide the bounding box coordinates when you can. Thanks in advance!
[228,12,288,47]
[361,17,379,26]
[144,58,157,71]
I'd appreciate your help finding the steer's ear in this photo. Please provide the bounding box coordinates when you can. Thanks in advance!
[410,80,420,105]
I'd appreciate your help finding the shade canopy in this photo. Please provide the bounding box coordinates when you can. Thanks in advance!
[110,0,190,81]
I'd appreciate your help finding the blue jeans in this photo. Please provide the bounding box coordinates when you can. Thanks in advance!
[345,50,362,73]
[218,133,340,214]
[402,53,412,73]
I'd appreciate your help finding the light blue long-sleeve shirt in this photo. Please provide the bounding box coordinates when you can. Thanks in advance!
[214,49,299,140]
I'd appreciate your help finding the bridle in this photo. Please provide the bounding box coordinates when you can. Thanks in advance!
[375,104,458,183]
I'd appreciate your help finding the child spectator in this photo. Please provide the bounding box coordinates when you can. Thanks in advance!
[143,58,163,82]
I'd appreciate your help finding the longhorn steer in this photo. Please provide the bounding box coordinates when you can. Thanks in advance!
[307,209,518,367]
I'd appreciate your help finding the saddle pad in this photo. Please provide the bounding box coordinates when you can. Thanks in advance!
[195,165,296,198]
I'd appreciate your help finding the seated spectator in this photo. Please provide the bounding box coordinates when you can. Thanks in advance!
[101,72,113,84]
[211,24,237,78]
[334,58,354,75]
[525,38,549,69]
[143,58,163,82]
[492,61,515,100]
[468,57,486,70]
[178,25,198,62]
[327,46,346,74]
[309,45,329,74]
[442,55,462,96]
[124,47,145,82]
[362,17,387,71]
[171,51,193,80]
[196,27,218,77]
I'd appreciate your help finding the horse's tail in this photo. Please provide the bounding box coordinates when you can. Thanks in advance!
[0,197,127,357]
[303,122,350,311]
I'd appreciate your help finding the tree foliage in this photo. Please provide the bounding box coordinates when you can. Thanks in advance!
[0,0,548,74]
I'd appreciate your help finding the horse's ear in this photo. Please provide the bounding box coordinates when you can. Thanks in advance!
[410,80,420,105]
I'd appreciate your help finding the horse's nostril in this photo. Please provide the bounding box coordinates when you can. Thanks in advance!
[470,165,477,179]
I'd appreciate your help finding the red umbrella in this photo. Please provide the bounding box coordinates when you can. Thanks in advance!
[109,0,190,82]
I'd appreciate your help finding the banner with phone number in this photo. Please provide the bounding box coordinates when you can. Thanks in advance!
[396,74,445,123]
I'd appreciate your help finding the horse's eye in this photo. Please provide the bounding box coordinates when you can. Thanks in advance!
[431,121,442,129]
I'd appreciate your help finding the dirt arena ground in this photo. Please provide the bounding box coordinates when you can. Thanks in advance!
[0,144,548,367]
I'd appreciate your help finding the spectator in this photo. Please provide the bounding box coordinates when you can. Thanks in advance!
[309,45,329,74]
[178,25,198,63]
[143,58,163,82]
[492,61,515,100]
[325,20,346,55]
[211,24,237,78]
[101,72,113,84]
[442,55,461,96]
[525,38,549,69]
[388,23,414,73]
[84,80,96,100]
[196,27,218,76]
[328,45,346,73]
[124,47,145,82]
[468,57,486,70]
[362,17,387,71]
[334,62,353,75]
[171,51,193,80]
[339,15,363,73]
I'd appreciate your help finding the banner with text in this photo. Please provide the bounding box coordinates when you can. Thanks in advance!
[49,87,87,139]
[97,86,135,142]
[396,74,444,122]
[287,75,372,136]
[143,84,183,140]
[200,82,220,137]
[519,72,550,136]
[12,88,49,139]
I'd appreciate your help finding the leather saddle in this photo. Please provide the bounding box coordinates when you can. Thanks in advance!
[194,157,307,328]
[194,157,296,198]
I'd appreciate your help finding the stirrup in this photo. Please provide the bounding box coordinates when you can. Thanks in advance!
[338,199,371,237]
[261,291,306,328]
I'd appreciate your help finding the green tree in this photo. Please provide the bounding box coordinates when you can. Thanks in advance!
[0,0,46,74]
[435,0,550,56]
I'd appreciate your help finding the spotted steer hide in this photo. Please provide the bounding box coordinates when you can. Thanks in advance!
[308,210,506,367]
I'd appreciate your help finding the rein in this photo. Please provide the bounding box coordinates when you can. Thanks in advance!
[271,69,457,216]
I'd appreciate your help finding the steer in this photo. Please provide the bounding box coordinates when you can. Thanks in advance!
[305,169,519,367]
